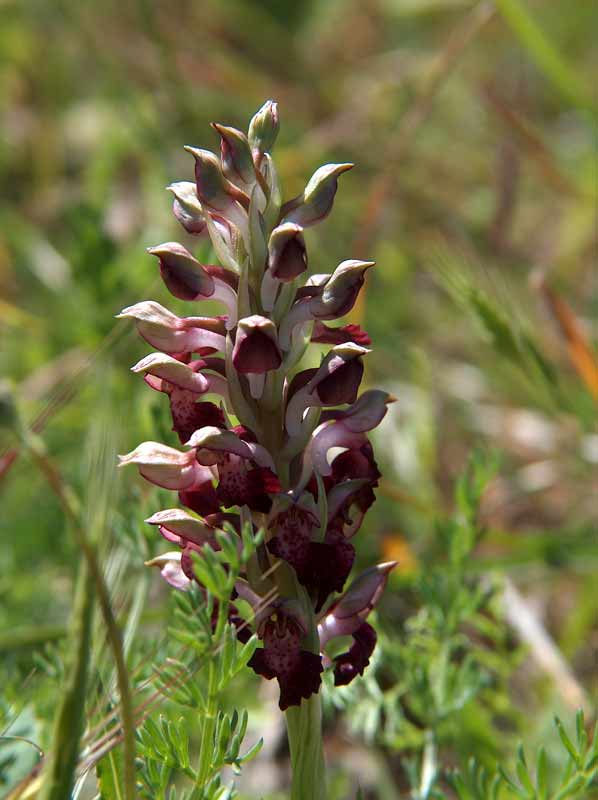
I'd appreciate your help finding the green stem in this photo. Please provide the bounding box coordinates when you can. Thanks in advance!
[285,693,327,800]
[195,599,226,792]
[39,562,94,800]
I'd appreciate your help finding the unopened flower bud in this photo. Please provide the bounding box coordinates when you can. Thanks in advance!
[184,147,248,212]
[232,315,282,374]
[311,260,374,319]
[212,123,256,186]
[282,163,353,228]
[248,100,279,158]
[148,242,215,301]
[309,344,368,406]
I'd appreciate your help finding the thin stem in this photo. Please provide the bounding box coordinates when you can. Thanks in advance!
[194,598,226,791]
[24,432,137,800]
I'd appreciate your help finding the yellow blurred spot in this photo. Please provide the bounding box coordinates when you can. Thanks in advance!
[381,533,417,574]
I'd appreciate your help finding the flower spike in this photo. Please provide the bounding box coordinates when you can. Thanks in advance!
[119,102,393,714]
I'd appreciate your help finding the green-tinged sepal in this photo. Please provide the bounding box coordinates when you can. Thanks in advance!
[248,184,268,285]
[261,154,282,231]
[282,163,353,227]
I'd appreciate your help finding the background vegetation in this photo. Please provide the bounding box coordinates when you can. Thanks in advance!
[1,0,596,797]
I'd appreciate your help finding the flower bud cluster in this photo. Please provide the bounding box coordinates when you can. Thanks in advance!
[118,102,396,709]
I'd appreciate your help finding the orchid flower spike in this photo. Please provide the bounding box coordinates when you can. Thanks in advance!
[118,101,394,712]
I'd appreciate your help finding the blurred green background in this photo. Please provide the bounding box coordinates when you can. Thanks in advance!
[1,0,596,796]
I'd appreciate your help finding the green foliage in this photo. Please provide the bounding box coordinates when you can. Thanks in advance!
[95,523,263,799]
[445,712,598,800]
[136,710,262,799]
[333,453,515,762]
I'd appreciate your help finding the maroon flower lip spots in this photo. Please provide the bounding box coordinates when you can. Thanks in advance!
[118,101,395,710]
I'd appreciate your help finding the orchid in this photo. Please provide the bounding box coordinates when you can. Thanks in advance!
[118,100,395,799]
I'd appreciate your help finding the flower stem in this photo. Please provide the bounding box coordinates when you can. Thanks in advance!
[284,692,327,800]
[195,660,217,790]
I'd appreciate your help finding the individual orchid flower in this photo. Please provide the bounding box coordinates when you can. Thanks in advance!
[260,222,308,311]
[268,223,307,281]
[318,561,396,685]
[117,441,209,491]
[116,301,229,350]
[147,242,239,313]
[232,315,282,374]
[212,122,257,188]
[144,508,217,546]
[118,102,395,800]
[168,181,207,235]
[278,260,375,350]
[248,600,324,711]
[281,163,354,228]
[285,343,369,436]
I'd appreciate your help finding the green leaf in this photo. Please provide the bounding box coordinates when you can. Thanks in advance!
[536,747,548,800]
[555,716,581,766]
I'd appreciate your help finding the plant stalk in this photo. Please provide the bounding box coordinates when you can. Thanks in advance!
[285,692,327,800]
